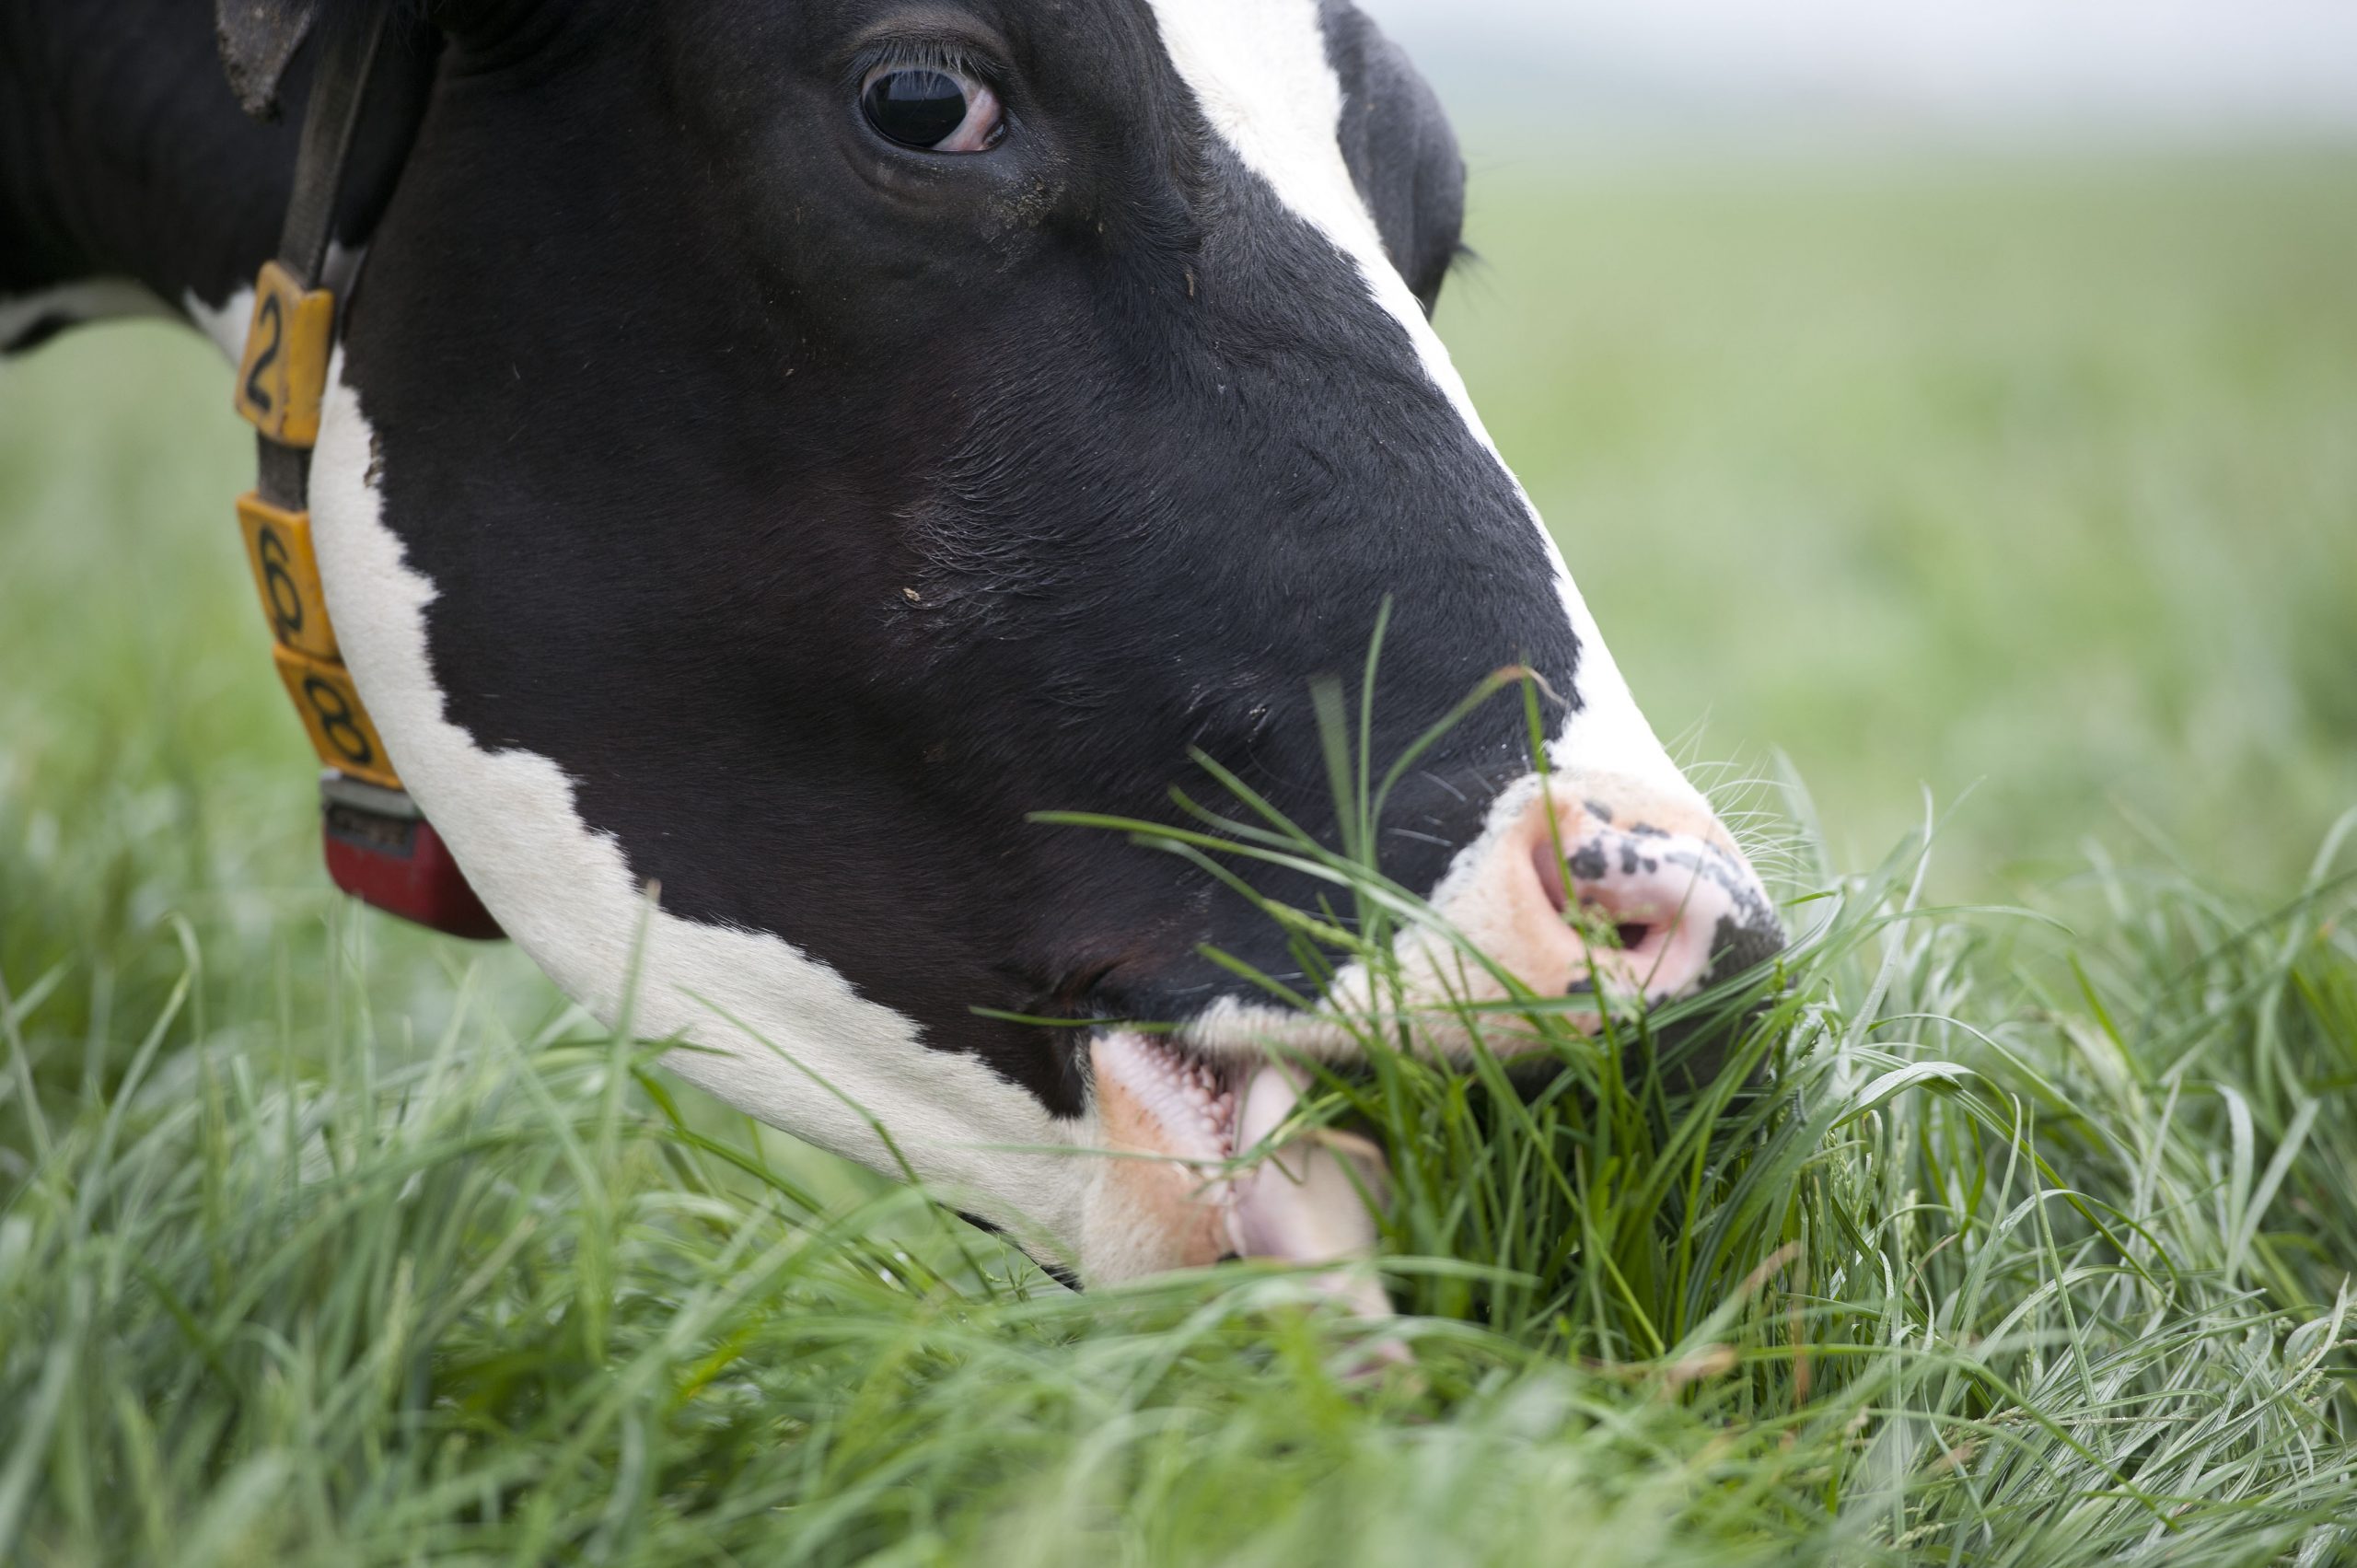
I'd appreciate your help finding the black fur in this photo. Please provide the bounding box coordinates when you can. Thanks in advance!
[6,0,1580,1119]
[2,0,438,313]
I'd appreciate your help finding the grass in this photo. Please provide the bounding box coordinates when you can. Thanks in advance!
[4,152,2356,1564]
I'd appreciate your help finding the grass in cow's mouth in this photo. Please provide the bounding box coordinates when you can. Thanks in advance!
[1035,652,1797,1327]
[1037,647,1821,1335]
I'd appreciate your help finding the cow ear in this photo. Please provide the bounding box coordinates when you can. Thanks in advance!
[216,0,319,122]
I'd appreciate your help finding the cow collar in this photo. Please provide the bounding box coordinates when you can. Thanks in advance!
[226,9,502,940]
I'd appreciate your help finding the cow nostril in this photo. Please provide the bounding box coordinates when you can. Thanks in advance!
[1578,897,1660,955]
[1530,838,1572,915]
[1536,842,1669,953]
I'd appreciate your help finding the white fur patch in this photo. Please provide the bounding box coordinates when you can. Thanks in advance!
[1141,0,1700,810]
[183,286,257,363]
[306,355,1087,1260]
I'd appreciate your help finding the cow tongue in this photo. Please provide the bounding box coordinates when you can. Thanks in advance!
[1224,1064,1393,1318]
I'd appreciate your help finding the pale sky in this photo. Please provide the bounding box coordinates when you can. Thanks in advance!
[1356,0,2357,129]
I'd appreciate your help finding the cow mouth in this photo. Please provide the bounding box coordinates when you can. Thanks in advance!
[1090,1030,1392,1315]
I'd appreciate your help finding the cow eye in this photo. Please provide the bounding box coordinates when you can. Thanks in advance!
[861,65,1004,154]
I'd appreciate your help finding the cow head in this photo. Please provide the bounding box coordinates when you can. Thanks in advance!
[259,0,1783,1284]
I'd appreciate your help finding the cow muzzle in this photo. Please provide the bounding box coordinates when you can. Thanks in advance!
[1417,772,1784,1016]
[1076,772,1785,1299]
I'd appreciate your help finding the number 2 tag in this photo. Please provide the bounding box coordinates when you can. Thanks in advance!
[232,261,336,447]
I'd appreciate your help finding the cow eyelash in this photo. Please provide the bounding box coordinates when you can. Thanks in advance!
[852,40,1003,97]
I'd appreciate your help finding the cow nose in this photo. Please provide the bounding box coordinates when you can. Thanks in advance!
[1435,776,1782,1017]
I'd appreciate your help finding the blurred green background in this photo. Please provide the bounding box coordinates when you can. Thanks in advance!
[1447,153,2357,892]
[4,151,2355,947]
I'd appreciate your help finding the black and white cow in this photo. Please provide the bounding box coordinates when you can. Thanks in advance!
[2,0,1782,1290]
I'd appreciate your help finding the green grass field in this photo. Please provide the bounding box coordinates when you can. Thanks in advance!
[4,153,2355,1565]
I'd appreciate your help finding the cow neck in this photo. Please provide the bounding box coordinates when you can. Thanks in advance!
[227,11,503,942]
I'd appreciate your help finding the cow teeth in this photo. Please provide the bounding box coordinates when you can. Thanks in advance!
[1093,1032,1237,1167]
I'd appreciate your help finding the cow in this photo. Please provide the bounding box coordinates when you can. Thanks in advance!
[1,0,1784,1296]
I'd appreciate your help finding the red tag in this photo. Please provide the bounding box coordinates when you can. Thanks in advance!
[320,789,503,940]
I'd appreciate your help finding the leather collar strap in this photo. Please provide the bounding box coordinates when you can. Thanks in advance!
[229,13,502,940]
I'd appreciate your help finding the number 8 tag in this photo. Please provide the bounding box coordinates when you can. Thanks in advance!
[272,646,401,791]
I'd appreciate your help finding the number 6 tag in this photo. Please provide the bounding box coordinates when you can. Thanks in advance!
[236,493,339,662]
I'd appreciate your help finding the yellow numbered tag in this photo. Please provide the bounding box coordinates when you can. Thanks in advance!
[232,261,336,447]
[235,493,340,662]
[271,646,401,790]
